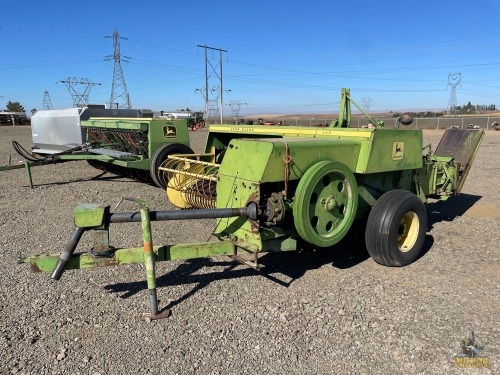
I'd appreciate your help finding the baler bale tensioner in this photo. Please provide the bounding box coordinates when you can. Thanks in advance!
[20,89,484,320]
[1,114,194,188]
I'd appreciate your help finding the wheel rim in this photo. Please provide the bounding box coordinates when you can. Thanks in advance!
[293,161,358,247]
[397,211,419,252]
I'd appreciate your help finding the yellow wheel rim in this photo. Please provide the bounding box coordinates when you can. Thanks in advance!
[397,211,419,252]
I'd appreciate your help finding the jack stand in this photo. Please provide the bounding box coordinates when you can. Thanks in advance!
[121,197,172,321]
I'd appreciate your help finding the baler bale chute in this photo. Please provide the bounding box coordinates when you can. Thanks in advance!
[20,88,484,320]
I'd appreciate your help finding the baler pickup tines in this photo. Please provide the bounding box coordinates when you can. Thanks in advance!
[161,155,220,209]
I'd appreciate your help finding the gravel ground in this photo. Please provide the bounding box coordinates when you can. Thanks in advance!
[0,125,498,374]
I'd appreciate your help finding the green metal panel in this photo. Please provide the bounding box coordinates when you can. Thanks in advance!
[73,204,108,228]
[214,137,363,251]
[82,118,150,131]
[207,125,424,174]
[147,118,191,158]
[217,137,362,184]
[358,129,423,173]
[262,138,361,181]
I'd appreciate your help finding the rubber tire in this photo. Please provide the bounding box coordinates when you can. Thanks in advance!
[365,189,427,267]
[150,143,194,188]
[293,161,358,248]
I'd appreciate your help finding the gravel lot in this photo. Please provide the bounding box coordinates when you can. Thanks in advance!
[0,125,498,374]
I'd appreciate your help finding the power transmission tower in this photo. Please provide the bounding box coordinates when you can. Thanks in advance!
[447,72,461,115]
[361,97,372,113]
[105,28,132,109]
[58,77,101,107]
[226,100,247,120]
[43,90,53,110]
[197,44,227,123]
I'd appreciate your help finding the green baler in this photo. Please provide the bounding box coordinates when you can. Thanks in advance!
[21,89,484,319]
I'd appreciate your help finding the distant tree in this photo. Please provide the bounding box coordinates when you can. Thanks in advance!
[6,101,25,113]
[464,101,475,114]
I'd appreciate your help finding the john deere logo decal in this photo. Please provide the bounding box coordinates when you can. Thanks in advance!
[392,142,404,160]
[163,126,176,139]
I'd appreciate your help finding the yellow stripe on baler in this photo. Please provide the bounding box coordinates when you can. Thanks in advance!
[208,125,373,139]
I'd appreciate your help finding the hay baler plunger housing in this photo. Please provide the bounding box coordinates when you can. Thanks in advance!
[21,89,484,320]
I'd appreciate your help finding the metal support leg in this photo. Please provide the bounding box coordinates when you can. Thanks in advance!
[131,201,170,321]
[51,228,85,280]
[24,161,33,189]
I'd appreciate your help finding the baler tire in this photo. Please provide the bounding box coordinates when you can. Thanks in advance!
[293,161,358,248]
[150,143,194,188]
[365,189,427,267]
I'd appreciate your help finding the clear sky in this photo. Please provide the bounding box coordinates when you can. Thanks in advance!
[1,0,500,116]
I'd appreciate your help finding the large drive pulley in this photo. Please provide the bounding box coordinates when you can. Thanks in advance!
[293,161,358,247]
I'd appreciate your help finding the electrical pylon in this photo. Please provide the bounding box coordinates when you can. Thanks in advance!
[43,90,53,110]
[226,100,247,120]
[197,44,227,123]
[58,77,101,107]
[361,97,372,113]
[447,72,461,115]
[105,28,132,109]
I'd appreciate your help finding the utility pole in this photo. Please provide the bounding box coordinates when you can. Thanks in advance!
[197,44,227,124]
[105,28,132,109]
[58,77,101,107]
[447,72,461,116]
[43,90,53,110]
